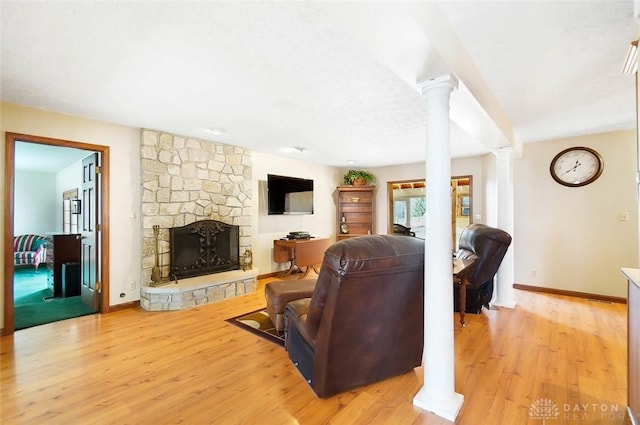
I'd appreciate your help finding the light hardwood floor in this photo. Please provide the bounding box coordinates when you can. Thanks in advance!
[0,276,630,425]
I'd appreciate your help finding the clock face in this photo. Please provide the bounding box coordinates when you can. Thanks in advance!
[340,223,349,234]
[550,147,603,187]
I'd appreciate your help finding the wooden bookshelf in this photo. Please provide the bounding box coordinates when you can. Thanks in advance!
[337,185,375,240]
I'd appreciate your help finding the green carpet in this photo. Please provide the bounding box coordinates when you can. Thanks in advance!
[16,288,53,305]
[14,266,48,300]
[14,267,96,330]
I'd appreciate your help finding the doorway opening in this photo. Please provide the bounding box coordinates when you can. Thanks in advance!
[387,176,473,249]
[3,133,110,335]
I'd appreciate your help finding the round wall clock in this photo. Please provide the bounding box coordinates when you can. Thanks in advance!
[549,146,603,187]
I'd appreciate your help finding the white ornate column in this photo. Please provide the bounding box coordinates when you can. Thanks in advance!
[492,147,516,308]
[413,75,463,421]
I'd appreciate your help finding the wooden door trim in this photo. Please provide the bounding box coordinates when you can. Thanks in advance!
[3,133,110,335]
[387,175,473,237]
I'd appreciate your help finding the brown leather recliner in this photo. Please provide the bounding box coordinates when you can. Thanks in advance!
[454,223,512,313]
[284,234,425,398]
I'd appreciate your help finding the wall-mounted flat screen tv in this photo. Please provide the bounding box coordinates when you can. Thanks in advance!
[267,174,314,215]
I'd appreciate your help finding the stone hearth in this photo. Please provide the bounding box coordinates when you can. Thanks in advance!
[141,269,258,311]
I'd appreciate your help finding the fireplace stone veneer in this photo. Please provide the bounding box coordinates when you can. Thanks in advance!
[141,269,258,311]
[140,129,254,309]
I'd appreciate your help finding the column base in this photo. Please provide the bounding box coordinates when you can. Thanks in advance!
[413,388,464,422]
[492,299,517,309]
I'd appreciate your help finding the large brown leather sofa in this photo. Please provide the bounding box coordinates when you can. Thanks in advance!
[284,234,425,398]
[454,223,512,313]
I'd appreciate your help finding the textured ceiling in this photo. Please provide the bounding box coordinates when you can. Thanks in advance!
[1,1,637,169]
[438,0,638,144]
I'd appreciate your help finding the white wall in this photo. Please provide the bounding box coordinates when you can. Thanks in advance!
[14,170,57,235]
[514,130,638,298]
[55,158,85,233]
[15,158,94,237]
[252,152,341,274]
[370,138,635,300]
[2,102,633,332]
[1,102,141,330]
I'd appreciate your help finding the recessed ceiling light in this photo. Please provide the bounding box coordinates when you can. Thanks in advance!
[346,160,356,165]
[205,127,227,136]
[273,100,298,110]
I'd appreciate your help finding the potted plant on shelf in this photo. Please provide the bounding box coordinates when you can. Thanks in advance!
[343,170,376,186]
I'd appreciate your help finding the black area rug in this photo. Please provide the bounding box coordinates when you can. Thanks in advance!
[226,308,284,346]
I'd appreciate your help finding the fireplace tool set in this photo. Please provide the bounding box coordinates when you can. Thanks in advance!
[150,225,173,287]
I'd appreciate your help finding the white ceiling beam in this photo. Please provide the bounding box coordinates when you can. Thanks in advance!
[317,2,498,157]
[409,1,520,156]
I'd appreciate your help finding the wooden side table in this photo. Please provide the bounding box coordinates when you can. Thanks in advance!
[273,238,331,279]
[453,257,476,327]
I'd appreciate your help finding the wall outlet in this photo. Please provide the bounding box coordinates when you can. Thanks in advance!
[620,211,630,222]
[530,270,537,278]
[130,281,136,291]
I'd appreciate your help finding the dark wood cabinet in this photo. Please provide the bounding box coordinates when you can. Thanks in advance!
[47,234,81,297]
[337,185,375,240]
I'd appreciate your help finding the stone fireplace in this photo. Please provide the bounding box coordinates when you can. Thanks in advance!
[139,130,256,311]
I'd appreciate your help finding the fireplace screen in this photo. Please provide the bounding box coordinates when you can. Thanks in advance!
[169,220,240,279]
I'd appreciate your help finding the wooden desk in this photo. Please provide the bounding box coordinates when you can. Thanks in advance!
[453,257,476,327]
[273,238,331,279]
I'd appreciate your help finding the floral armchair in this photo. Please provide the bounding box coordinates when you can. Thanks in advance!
[13,234,48,271]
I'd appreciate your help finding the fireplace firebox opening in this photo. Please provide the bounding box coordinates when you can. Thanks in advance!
[169,220,240,279]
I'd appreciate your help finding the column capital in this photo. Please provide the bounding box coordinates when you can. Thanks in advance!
[493,146,514,159]
[417,74,458,94]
